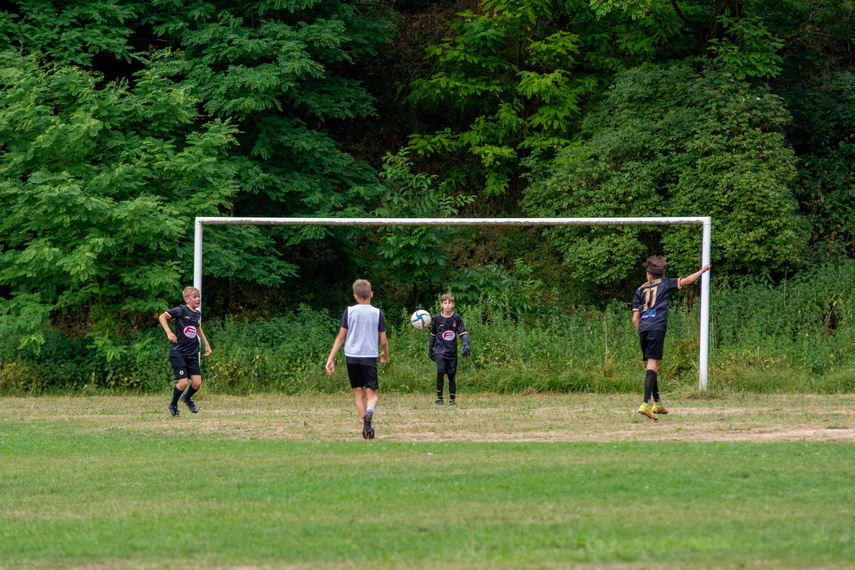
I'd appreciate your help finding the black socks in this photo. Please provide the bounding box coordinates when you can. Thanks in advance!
[437,372,457,401]
[644,370,658,404]
[172,384,198,406]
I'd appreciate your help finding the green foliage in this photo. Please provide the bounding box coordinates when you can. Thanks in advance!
[372,150,474,302]
[710,260,855,377]
[0,0,854,378]
[706,11,784,80]
[0,0,143,65]
[0,0,398,349]
[587,0,654,20]
[524,66,808,285]
[406,0,676,196]
[145,0,395,219]
[9,258,855,394]
[446,260,546,316]
[784,72,855,258]
[0,51,240,354]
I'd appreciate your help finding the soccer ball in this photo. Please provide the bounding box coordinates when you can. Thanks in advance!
[410,309,431,330]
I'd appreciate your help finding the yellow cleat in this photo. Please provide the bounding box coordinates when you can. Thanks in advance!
[638,403,658,421]
[651,403,669,415]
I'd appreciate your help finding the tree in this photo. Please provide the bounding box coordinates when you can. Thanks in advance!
[0,0,144,66]
[0,0,399,319]
[406,0,681,197]
[523,66,808,288]
[0,51,241,357]
[372,150,473,307]
[144,0,395,218]
[785,72,855,259]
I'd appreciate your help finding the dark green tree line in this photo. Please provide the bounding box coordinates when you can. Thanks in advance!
[0,0,853,362]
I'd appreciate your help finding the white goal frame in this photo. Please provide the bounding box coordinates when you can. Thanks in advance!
[194,217,712,391]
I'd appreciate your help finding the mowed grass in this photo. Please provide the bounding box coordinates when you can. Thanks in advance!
[1,394,854,569]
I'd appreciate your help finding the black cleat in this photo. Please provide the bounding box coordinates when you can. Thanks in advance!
[449,399,456,406]
[180,394,198,413]
[168,403,179,418]
[435,398,443,405]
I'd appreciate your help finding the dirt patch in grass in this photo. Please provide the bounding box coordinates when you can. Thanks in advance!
[3,393,854,443]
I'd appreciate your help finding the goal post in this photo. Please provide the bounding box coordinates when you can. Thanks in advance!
[194,216,712,391]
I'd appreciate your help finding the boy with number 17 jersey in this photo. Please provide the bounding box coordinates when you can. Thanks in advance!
[632,256,709,420]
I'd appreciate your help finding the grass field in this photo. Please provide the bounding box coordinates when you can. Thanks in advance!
[2,393,854,569]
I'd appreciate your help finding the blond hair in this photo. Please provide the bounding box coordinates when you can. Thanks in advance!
[352,279,372,300]
[182,286,199,300]
[440,293,455,304]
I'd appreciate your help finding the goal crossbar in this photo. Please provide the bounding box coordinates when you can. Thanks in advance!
[194,216,712,391]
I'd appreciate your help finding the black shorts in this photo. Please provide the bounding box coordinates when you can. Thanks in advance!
[346,363,379,390]
[169,351,201,381]
[436,355,458,375]
[639,329,666,361]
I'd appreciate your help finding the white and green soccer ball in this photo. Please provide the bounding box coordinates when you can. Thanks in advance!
[410,309,431,330]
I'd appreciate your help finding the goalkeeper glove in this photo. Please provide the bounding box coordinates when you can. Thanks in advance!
[461,344,471,357]
[428,336,436,361]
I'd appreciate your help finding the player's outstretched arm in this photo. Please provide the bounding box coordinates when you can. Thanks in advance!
[679,264,711,288]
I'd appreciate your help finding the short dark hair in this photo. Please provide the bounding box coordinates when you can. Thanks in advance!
[644,256,667,279]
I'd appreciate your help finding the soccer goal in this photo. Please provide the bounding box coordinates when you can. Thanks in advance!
[194,216,712,391]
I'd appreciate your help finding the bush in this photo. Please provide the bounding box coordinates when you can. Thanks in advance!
[5,262,855,396]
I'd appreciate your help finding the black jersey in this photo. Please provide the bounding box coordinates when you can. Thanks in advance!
[430,312,467,357]
[632,278,680,333]
[167,305,202,356]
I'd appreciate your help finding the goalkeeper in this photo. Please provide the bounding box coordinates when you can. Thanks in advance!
[429,293,470,405]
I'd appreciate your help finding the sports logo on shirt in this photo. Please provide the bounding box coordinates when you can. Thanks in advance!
[183,326,198,339]
[441,330,456,341]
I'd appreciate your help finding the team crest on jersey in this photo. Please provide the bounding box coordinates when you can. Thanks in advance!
[183,325,198,339]
[441,330,456,341]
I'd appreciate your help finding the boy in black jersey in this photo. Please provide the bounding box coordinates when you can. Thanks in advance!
[159,286,212,417]
[632,256,710,420]
[429,293,470,405]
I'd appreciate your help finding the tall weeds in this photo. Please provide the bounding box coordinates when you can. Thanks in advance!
[5,261,855,395]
